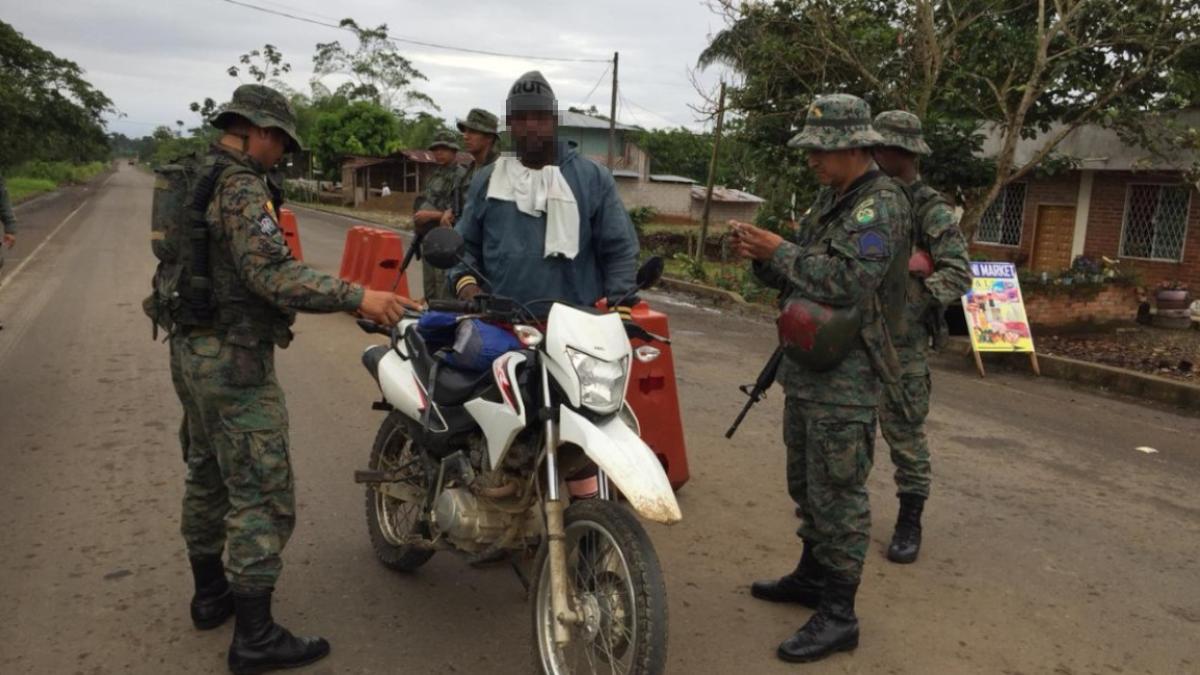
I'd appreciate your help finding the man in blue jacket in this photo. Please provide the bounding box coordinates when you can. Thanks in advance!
[450,71,639,315]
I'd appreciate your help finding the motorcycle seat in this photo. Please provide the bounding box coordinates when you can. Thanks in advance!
[432,365,494,407]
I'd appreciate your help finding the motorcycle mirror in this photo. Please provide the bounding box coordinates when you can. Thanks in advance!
[422,228,464,270]
[636,257,665,290]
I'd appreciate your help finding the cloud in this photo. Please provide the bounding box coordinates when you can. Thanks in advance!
[6,0,732,137]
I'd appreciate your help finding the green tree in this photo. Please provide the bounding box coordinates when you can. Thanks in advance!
[311,100,401,175]
[313,19,436,114]
[700,0,1200,233]
[228,44,292,85]
[0,20,113,169]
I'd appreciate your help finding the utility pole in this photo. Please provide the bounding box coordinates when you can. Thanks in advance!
[607,51,619,173]
[697,81,726,259]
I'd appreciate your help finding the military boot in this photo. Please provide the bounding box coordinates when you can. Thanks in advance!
[227,589,330,675]
[189,555,234,630]
[750,545,824,608]
[887,493,925,564]
[776,579,860,663]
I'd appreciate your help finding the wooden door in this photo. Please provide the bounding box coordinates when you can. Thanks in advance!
[1031,205,1076,271]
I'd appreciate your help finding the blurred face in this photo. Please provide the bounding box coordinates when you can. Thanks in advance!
[509,109,557,161]
[246,126,289,168]
[871,146,913,178]
[432,147,457,166]
[806,148,870,188]
[462,128,495,155]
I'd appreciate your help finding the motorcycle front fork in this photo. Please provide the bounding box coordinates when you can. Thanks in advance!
[540,359,610,647]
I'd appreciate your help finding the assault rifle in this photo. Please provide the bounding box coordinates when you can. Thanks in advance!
[725,346,784,439]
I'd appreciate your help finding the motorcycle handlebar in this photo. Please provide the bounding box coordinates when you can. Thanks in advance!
[426,299,477,314]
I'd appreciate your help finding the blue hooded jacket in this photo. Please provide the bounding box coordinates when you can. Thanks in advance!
[449,142,639,308]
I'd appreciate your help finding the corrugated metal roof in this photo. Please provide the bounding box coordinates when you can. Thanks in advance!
[558,110,639,131]
[650,174,696,184]
[612,169,640,179]
[690,186,765,203]
[979,109,1200,172]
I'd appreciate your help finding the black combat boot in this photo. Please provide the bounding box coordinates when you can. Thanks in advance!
[776,579,860,663]
[190,555,234,630]
[887,493,925,564]
[750,545,824,608]
[227,589,330,675]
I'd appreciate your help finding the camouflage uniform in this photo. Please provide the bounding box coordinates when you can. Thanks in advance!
[414,130,465,301]
[170,85,364,592]
[455,108,502,217]
[752,95,910,584]
[872,111,972,499]
[0,175,16,239]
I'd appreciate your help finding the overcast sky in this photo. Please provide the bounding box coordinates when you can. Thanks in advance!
[6,0,735,139]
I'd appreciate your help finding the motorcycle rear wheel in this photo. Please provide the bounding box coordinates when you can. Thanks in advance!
[531,499,668,675]
[365,412,435,572]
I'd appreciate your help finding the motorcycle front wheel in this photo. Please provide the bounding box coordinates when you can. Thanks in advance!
[364,411,435,572]
[531,499,668,675]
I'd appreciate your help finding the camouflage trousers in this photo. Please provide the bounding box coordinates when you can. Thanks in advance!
[785,397,876,584]
[169,332,295,591]
[879,373,933,498]
[422,259,453,302]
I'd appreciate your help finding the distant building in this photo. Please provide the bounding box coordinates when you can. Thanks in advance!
[340,149,472,210]
[974,109,1200,290]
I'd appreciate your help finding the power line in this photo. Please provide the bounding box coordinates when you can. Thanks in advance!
[581,63,612,106]
[218,0,610,63]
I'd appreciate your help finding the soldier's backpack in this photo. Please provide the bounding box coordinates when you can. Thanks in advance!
[143,152,254,338]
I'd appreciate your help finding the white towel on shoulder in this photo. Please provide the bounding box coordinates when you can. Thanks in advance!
[486,156,580,259]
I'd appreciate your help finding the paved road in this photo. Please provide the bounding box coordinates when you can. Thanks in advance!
[1,164,1197,674]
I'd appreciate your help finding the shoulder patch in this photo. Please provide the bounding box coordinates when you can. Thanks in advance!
[257,215,278,236]
[854,204,876,225]
[857,229,889,259]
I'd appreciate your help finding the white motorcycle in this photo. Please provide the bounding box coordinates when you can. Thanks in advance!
[354,228,680,674]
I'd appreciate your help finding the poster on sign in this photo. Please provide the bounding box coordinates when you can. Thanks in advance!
[962,262,1034,352]
[961,261,1040,376]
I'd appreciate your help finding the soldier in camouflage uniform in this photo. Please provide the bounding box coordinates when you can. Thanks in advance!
[167,84,410,674]
[455,108,502,216]
[870,111,972,564]
[412,130,466,301]
[732,94,912,663]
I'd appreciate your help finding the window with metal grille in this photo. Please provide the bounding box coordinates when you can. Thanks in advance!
[1119,184,1191,261]
[975,183,1026,246]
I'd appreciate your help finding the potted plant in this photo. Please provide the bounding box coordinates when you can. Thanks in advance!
[1154,280,1193,329]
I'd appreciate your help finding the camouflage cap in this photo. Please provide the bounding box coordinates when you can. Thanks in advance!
[873,110,932,155]
[211,84,304,152]
[788,94,884,151]
[428,130,461,151]
[457,108,500,137]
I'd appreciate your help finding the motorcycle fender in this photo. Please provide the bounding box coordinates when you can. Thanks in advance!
[557,407,681,525]
[376,349,438,425]
[464,352,529,470]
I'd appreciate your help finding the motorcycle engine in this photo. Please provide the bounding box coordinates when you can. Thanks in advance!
[433,488,510,551]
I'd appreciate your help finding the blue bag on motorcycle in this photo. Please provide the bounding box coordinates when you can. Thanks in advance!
[417,311,521,372]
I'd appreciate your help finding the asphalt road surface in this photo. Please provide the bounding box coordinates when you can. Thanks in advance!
[1,164,1197,674]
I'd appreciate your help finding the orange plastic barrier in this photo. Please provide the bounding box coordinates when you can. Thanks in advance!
[338,226,369,281]
[625,301,690,490]
[277,208,303,261]
[596,299,690,490]
[337,226,409,297]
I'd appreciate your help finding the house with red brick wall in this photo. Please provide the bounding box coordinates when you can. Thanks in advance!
[970,111,1199,291]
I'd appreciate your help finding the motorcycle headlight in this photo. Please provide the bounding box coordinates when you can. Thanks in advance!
[566,348,628,414]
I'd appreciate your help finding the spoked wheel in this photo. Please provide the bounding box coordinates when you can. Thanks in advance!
[532,499,668,675]
[364,412,435,572]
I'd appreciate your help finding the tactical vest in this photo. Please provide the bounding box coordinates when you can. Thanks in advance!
[145,150,295,347]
